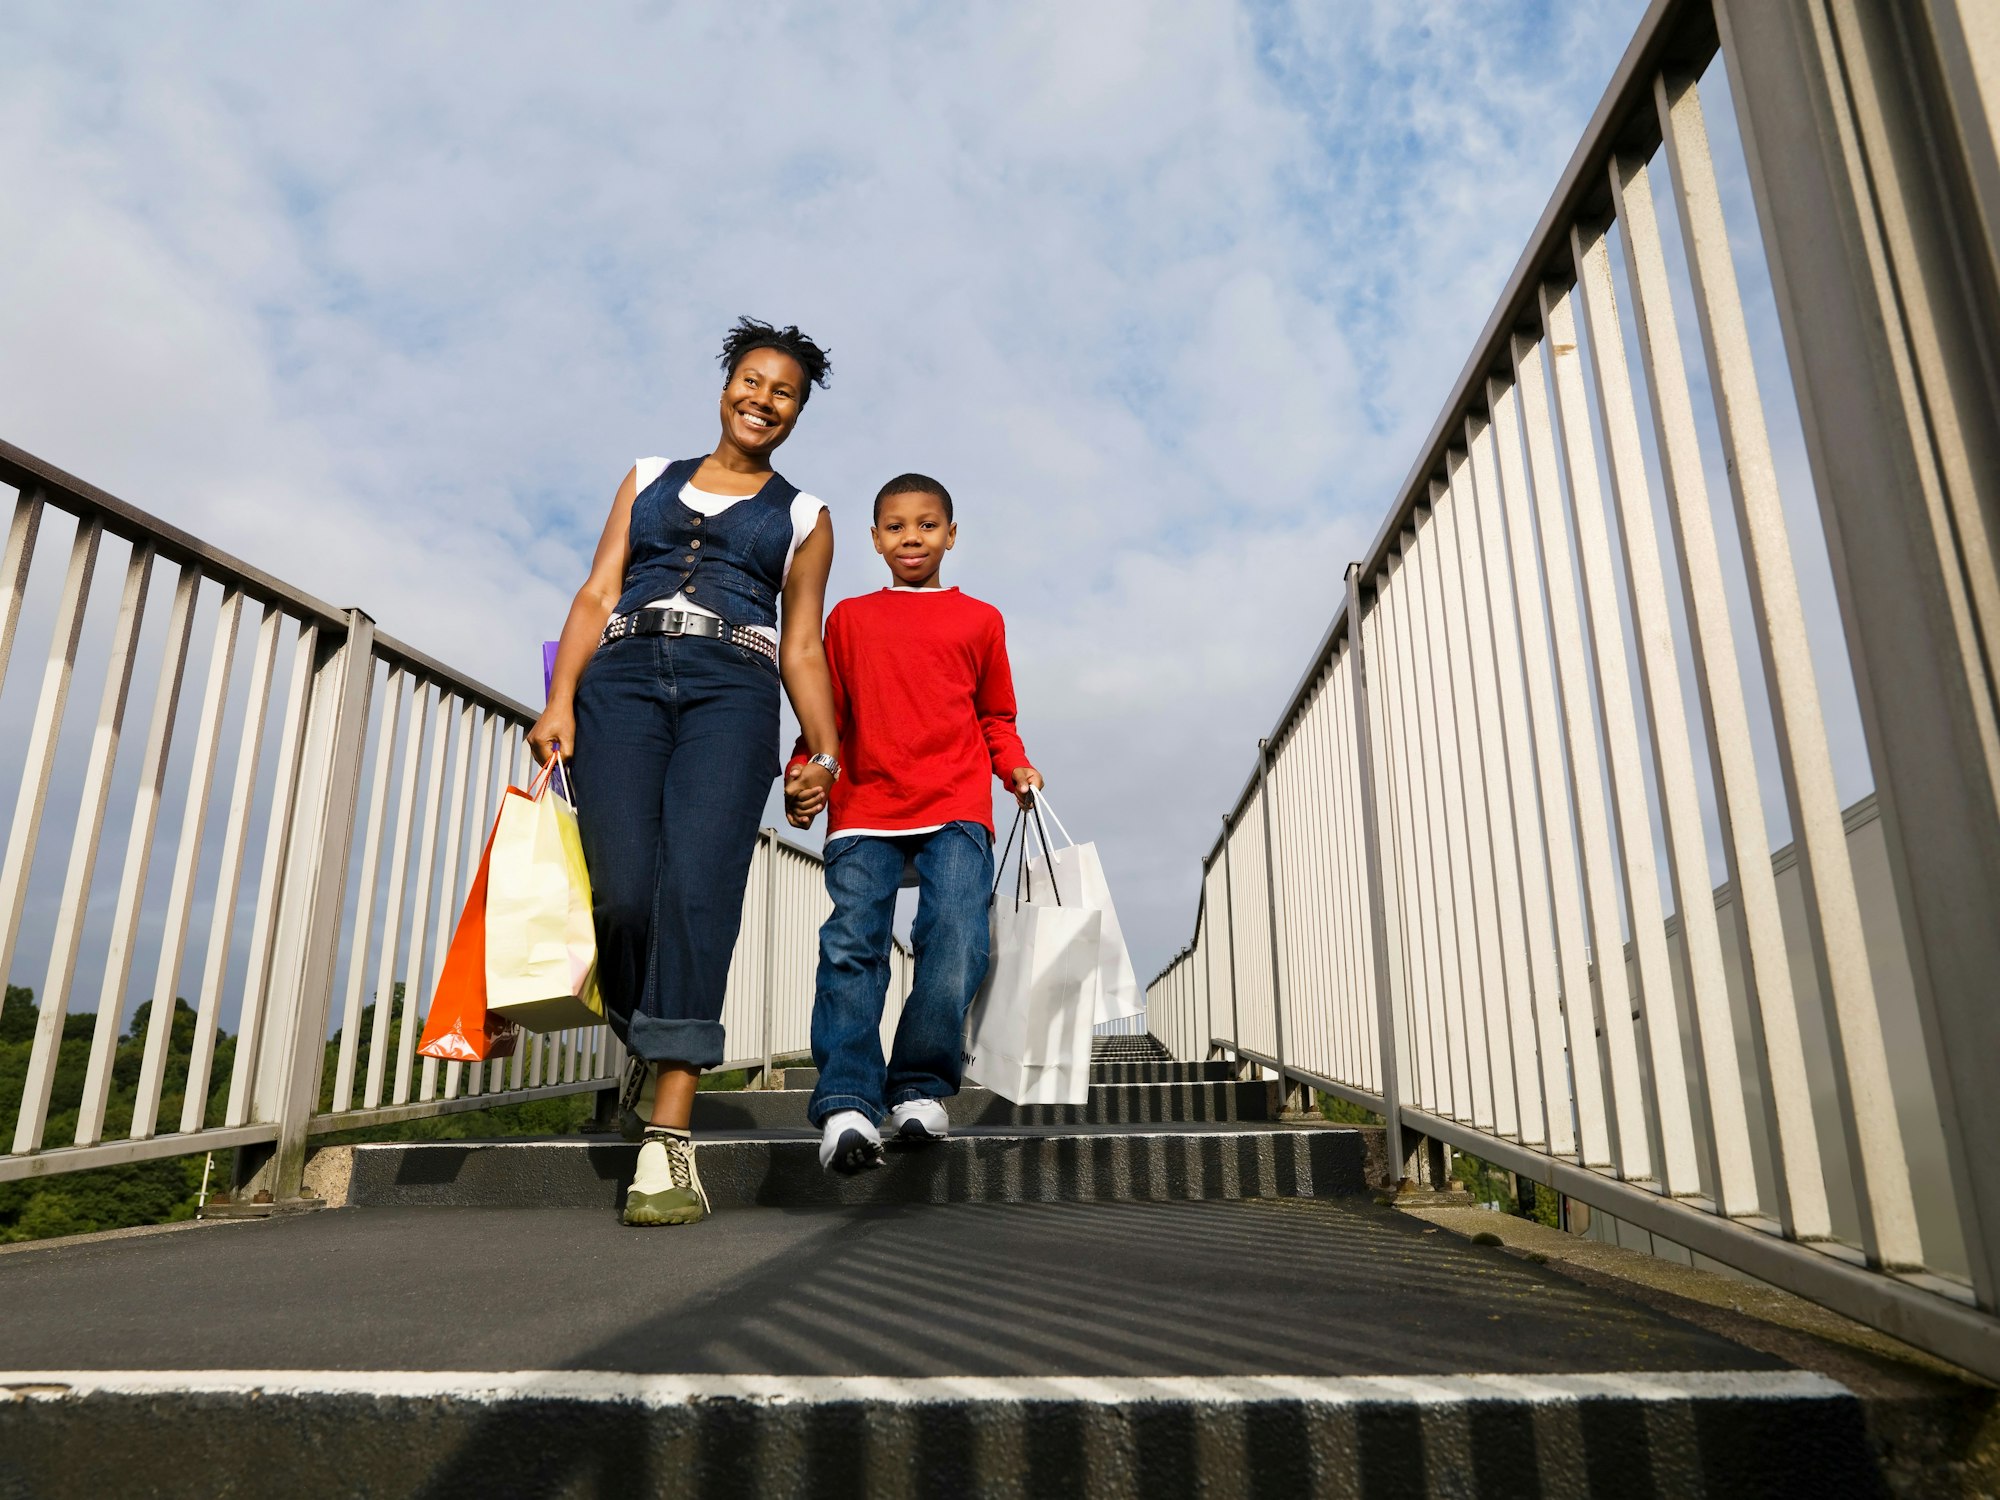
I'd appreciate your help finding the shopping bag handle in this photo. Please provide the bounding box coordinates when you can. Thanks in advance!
[529,746,575,805]
[1030,790,1076,853]
[991,799,1063,910]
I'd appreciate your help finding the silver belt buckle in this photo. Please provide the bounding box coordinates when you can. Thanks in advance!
[659,609,689,637]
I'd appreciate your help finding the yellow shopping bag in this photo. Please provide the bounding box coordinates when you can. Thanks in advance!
[484,756,605,1033]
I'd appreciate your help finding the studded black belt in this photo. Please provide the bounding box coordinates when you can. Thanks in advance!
[599,608,778,666]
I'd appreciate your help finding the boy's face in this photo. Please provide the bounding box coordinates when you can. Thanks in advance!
[872,490,956,587]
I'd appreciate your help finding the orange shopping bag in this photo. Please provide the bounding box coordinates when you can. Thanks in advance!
[416,822,522,1062]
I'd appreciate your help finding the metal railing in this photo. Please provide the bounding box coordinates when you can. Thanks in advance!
[1149,0,2000,1382]
[0,439,841,1204]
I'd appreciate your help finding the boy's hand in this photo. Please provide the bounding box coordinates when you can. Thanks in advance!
[1011,766,1044,809]
[785,761,833,829]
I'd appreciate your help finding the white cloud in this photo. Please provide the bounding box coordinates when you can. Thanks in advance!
[0,0,1650,977]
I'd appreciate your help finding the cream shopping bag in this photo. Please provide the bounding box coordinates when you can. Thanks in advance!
[484,755,605,1032]
[1021,792,1143,1024]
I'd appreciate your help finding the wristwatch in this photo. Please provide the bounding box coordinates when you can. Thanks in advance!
[807,752,842,781]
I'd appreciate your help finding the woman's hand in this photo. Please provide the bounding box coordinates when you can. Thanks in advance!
[1011,766,1044,809]
[784,762,833,828]
[529,704,575,766]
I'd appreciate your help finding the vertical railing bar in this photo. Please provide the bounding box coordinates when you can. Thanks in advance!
[365,679,428,1110]
[0,490,45,708]
[1612,145,1816,1229]
[1467,403,1576,1157]
[424,698,477,1103]
[1348,566,1404,1161]
[1220,817,1241,1052]
[0,518,102,1016]
[1657,67,1914,1264]
[130,589,243,1139]
[14,544,150,1153]
[1321,667,1360,1084]
[1494,353,1614,1167]
[393,687,453,1107]
[761,831,778,1082]
[178,603,282,1134]
[503,725,529,1095]
[1513,323,1653,1179]
[1276,716,1316,1075]
[1575,204,1762,1213]
[333,665,403,1114]
[75,562,200,1146]
[223,622,320,1128]
[1541,273,1703,1195]
[1447,445,1548,1147]
[1316,666,1356,1083]
[1335,643,1378,1093]
[1402,514,1480,1122]
[1382,550,1446,1115]
[466,710,502,1098]
[1435,468,1520,1137]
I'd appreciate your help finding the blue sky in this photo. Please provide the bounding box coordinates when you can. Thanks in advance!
[0,1,1659,974]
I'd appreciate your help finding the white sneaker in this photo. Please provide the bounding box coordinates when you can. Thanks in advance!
[818,1110,886,1175]
[888,1098,950,1143]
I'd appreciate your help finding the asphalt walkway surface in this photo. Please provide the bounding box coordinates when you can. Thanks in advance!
[0,1196,1784,1378]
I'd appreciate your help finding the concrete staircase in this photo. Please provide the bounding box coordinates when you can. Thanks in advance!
[0,1046,1927,1497]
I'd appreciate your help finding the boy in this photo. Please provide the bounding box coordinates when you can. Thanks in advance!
[783,473,1041,1173]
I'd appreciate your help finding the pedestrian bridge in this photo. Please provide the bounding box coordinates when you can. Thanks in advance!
[2,0,1998,1493]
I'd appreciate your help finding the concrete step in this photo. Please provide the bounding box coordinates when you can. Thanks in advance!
[690,1079,1280,1131]
[0,1196,1919,1496]
[1089,1034,1170,1062]
[0,1367,1876,1499]
[1088,1059,1234,1084]
[335,1124,1364,1211]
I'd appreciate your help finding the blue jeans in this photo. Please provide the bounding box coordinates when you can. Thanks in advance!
[809,822,994,1126]
[570,633,779,1069]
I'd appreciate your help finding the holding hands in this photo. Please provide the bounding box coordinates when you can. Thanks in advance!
[784,760,835,829]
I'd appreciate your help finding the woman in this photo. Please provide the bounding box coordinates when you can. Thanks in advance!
[531,318,842,1227]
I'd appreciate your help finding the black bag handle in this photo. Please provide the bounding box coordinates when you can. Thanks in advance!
[991,796,1063,911]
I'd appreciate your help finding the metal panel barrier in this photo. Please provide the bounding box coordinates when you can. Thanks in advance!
[1148,0,2000,1381]
[0,440,841,1204]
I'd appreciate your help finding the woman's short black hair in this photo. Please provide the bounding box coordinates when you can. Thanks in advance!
[718,317,832,403]
[874,473,953,522]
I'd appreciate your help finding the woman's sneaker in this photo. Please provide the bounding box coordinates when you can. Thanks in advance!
[888,1098,949,1144]
[623,1127,710,1226]
[818,1110,886,1175]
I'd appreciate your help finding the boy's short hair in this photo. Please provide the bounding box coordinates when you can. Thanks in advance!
[873,473,954,523]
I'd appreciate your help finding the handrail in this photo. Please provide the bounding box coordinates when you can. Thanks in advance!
[1149,0,2000,1384]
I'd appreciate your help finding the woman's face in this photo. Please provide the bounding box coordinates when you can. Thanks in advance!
[719,346,808,459]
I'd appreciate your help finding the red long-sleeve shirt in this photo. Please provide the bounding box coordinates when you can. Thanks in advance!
[787,587,1031,837]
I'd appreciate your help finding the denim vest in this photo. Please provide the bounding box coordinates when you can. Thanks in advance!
[612,456,800,628]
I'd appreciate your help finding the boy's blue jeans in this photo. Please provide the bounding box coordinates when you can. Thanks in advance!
[808,822,994,1127]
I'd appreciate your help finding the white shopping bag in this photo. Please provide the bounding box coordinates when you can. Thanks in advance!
[963,807,1103,1105]
[484,756,605,1033]
[1022,793,1142,1024]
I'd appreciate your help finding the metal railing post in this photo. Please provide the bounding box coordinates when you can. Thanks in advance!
[1716,0,2000,1306]
[248,609,376,1206]
[761,829,778,1086]
[1220,815,1242,1061]
[1257,738,1289,1080]
[1347,565,1405,1177]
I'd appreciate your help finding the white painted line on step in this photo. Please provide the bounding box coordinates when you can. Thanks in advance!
[0,1370,1851,1408]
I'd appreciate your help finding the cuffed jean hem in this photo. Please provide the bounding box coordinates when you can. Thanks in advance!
[809,1093,884,1128]
[626,1015,726,1070]
[888,1085,955,1106]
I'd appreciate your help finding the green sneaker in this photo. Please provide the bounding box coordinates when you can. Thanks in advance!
[623,1128,710,1226]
